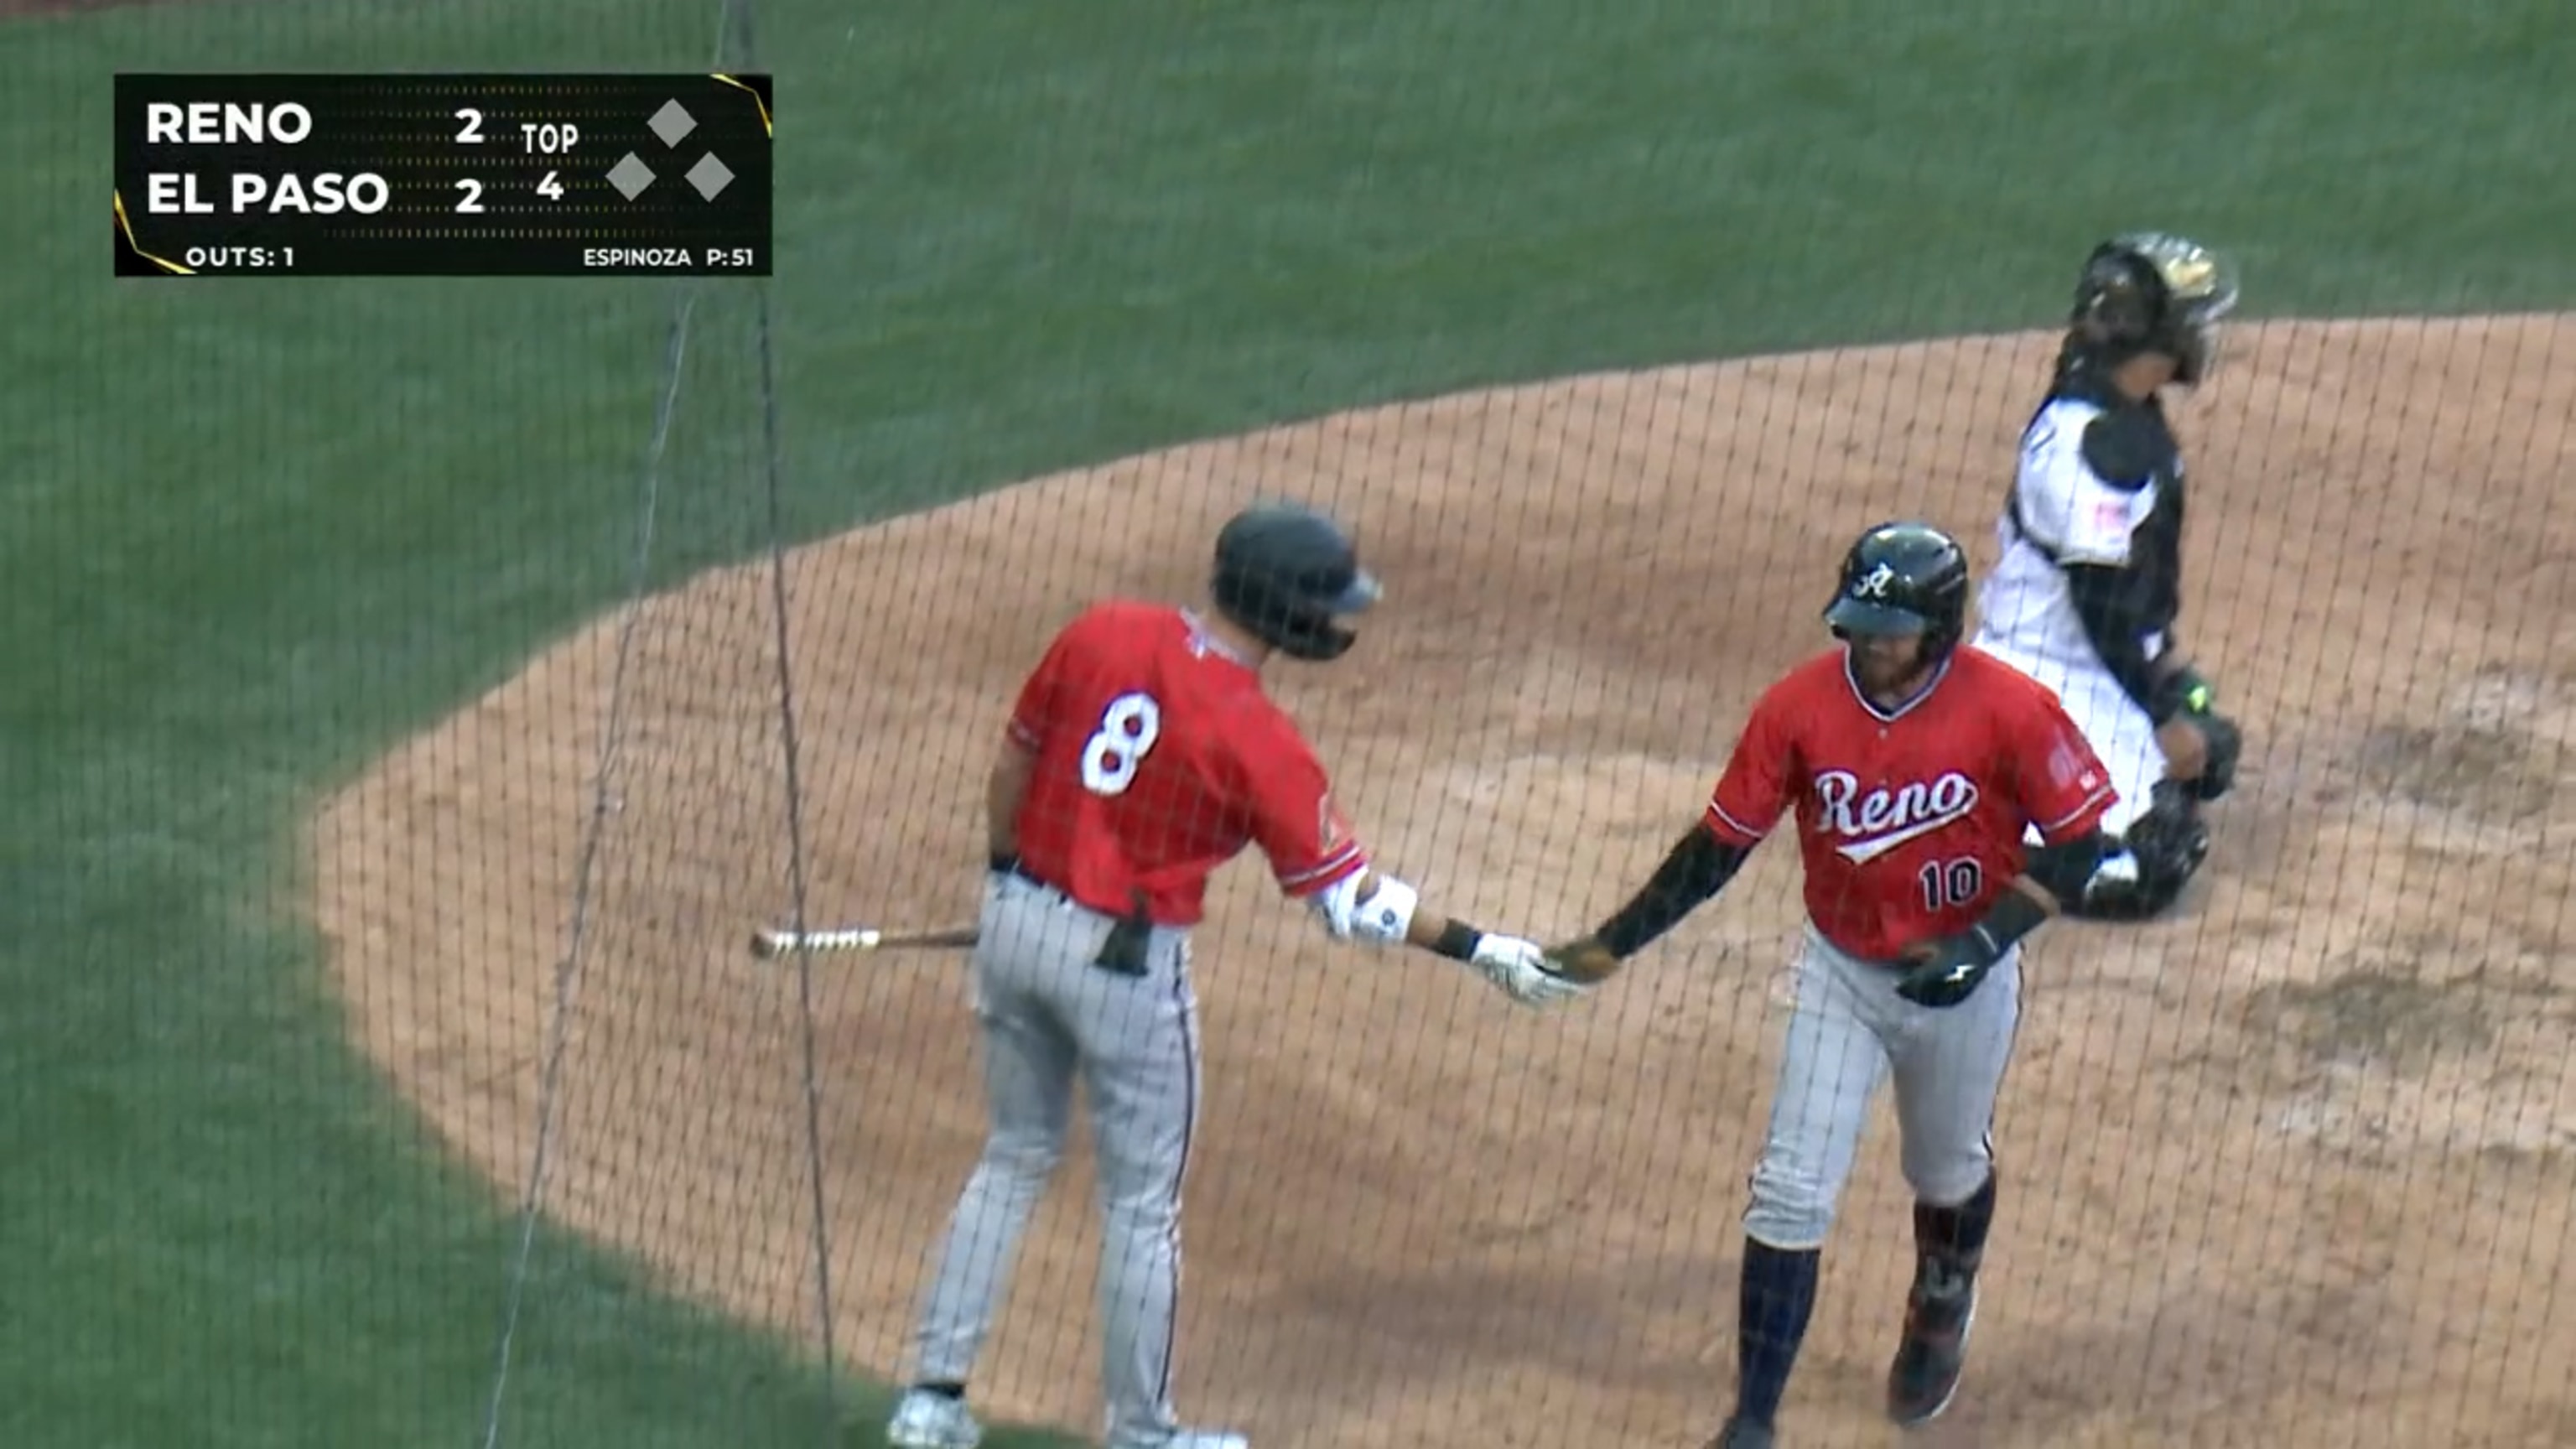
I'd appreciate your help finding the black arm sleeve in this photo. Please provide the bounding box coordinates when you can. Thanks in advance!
[2021,828,2111,904]
[1961,883,2054,962]
[2061,564,2171,718]
[2064,412,2180,719]
[1592,823,1753,961]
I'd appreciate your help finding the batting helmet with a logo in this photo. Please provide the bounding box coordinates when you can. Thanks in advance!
[1823,521,1971,663]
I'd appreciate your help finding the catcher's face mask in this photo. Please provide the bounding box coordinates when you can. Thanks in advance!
[2079,232,2242,386]
[2133,233,2239,383]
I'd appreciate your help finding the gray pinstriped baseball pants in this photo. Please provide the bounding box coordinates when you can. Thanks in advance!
[1743,924,2023,1249]
[906,870,1202,1447]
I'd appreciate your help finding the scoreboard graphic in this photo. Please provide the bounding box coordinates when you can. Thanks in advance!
[113,73,773,278]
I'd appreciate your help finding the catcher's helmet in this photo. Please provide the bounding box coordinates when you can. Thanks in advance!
[2068,231,2241,386]
[1210,500,1380,662]
[1823,521,1971,663]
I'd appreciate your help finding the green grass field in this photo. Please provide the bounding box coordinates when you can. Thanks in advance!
[4,0,2569,1445]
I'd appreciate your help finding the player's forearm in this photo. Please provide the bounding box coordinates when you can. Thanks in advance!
[1587,823,1750,961]
[1405,904,1493,963]
[984,736,1037,862]
[1315,866,1495,962]
[2145,658,2220,729]
[1945,874,2058,966]
[2002,872,2062,918]
[1346,873,1487,962]
[2018,828,2110,908]
[1898,871,2062,1006]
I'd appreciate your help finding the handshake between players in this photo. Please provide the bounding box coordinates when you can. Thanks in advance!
[886,505,2141,1449]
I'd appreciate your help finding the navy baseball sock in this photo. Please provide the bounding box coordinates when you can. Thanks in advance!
[1734,1238,1822,1427]
[1914,1171,1998,1276]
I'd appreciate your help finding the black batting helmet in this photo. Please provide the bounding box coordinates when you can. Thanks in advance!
[2068,231,2241,386]
[1823,521,1971,664]
[1210,500,1381,662]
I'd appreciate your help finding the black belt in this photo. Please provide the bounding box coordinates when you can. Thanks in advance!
[1000,858,1153,977]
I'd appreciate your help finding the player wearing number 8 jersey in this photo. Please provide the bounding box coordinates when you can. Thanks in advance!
[1545,522,2118,1447]
[886,501,1587,1449]
[1001,606,1357,932]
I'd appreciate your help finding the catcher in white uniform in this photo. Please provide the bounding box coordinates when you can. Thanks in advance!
[1969,232,2246,920]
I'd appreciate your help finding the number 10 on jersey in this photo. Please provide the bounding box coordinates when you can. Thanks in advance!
[1083,693,1161,796]
[1919,857,1984,911]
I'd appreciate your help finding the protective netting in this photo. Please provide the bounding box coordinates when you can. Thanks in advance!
[19,2,2573,1448]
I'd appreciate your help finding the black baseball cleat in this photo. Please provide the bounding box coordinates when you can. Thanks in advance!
[1705,1415,1775,1449]
[1886,1259,1977,1426]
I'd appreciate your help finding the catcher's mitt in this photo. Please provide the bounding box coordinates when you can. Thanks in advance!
[2125,780,2210,885]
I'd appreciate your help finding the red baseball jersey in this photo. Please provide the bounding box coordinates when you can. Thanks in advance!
[1005,600,1369,927]
[1702,645,2116,962]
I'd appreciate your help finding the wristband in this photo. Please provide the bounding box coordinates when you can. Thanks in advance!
[2152,666,2214,724]
[1968,886,2052,964]
[1431,920,1485,962]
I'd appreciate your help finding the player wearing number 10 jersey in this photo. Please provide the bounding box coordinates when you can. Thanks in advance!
[886,501,1586,1449]
[1544,522,2118,1447]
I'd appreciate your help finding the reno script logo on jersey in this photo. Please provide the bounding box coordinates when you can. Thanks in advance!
[1814,770,1980,864]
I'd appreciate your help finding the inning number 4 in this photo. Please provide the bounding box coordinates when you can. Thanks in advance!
[1081,692,1161,796]
[1919,857,1984,911]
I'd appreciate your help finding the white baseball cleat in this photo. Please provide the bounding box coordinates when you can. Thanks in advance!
[886,1388,984,1449]
[1114,1431,1249,1449]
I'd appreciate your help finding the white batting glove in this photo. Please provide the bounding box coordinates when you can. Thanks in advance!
[1467,933,1589,1009]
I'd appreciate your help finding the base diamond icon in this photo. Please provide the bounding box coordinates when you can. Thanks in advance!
[685,153,735,200]
[606,152,656,200]
[647,99,697,148]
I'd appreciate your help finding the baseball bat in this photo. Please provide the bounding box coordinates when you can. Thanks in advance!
[747,923,980,959]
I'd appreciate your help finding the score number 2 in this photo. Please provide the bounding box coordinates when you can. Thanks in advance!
[450,174,563,213]
[451,108,567,214]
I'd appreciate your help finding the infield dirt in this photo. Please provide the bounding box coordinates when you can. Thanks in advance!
[311,318,2576,1448]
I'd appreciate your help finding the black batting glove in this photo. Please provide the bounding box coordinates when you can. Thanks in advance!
[1895,927,2005,1008]
[1896,885,2049,1008]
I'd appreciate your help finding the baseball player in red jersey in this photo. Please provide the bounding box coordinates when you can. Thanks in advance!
[886,501,1588,1449]
[1545,522,2119,1448]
